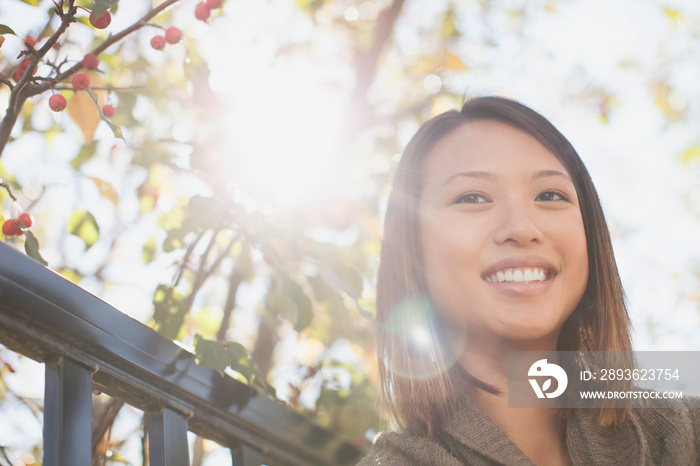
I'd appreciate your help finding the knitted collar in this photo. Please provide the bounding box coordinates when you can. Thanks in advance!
[444,390,650,465]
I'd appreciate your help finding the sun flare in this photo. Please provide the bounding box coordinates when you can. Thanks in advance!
[218,65,346,208]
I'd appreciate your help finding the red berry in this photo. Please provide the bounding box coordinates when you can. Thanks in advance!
[12,68,24,82]
[206,0,222,8]
[102,104,115,117]
[2,219,20,237]
[82,53,99,70]
[49,94,67,112]
[14,60,37,81]
[89,10,112,29]
[195,2,211,21]
[165,27,183,44]
[24,36,36,47]
[19,213,32,228]
[150,36,166,51]
[71,72,90,91]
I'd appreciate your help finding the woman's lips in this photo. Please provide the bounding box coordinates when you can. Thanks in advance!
[484,267,551,284]
[482,266,557,295]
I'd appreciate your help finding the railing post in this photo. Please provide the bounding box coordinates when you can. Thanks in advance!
[43,358,93,466]
[147,407,190,466]
[232,444,264,466]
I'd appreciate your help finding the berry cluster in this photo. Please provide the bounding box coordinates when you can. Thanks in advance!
[2,213,32,238]
[151,27,183,51]
[195,0,223,22]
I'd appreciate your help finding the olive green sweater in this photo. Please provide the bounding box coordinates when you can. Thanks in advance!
[358,392,700,465]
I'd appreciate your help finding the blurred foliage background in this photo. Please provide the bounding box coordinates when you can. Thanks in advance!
[1,0,700,464]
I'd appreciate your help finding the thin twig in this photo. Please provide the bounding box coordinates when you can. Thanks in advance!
[181,228,222,315]
[172,230,206,288]
[182,229,237,316]
[0,180,18,202]
[49,85,146,92]
[0,445,14,466]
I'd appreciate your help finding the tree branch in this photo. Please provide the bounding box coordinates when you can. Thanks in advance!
[0,1,77,158]
[216,268,243,342]
[350,0,406,131]
[0,0,181,159]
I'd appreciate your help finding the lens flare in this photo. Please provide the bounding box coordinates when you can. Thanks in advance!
[382,296,465,379]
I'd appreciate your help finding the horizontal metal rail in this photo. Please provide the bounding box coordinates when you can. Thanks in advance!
[0,242,364,465]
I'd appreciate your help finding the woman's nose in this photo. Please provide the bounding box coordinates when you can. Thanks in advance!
[492,203,544,246]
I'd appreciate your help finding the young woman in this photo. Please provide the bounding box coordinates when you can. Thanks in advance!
[359,97,700,465]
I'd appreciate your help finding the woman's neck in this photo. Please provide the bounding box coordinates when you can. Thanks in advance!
[458,342,571,466]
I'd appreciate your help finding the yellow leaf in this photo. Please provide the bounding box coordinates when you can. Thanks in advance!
[89,177,118,206]
[663,7,683,24]
[66,75,108,143]
[67,90,100,143]
[443,51,468,71]
[681,145,700,165]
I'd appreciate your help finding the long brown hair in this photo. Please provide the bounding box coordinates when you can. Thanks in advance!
[376,96,633,437]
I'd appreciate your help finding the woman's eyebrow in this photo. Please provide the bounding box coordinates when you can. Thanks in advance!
[439,171,495,187]
[439,169,571,187]
[533,169,571,181]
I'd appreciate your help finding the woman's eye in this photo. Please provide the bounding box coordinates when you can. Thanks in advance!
[455,193,488,204]
[537,191,568,202]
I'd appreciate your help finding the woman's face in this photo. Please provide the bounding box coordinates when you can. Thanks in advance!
[419,119,588,350]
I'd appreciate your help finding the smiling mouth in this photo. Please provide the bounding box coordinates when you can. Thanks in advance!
[484,267,552,284]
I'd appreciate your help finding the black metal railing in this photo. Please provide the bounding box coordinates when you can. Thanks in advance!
[0,242,365,465]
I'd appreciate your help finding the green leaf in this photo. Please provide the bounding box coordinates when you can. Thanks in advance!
[142,236,156,264]
[319,263,363,299]
[185,195,227,231]
[152,284,186,339]
[18,0,39,6]
[0,25,17,36]
[91,0,119,18]
[24,230,48,266]
[267,277,313,332]
[295,0,326,11]
[194,334,252,381]
[67,210,100,249]
[86,88,125,140]
[236,243,255,282]
[70,140,98,170]
[317,387,348,409]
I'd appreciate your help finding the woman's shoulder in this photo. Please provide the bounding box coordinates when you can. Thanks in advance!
[356,430,463,466]
[625,394,700,461]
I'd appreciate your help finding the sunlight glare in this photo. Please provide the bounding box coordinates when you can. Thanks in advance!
[221,66,345,208]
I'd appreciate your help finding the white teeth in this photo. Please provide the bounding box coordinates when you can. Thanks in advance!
[485,267,549,284]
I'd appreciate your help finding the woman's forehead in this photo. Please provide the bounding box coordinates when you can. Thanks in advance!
[421,120,570,187]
